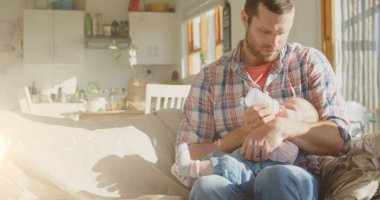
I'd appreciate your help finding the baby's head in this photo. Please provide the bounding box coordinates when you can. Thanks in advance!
[277,97,319,122]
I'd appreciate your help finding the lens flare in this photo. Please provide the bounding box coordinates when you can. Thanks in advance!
[0,133,6,161]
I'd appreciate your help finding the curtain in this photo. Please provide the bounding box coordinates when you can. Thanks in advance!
[341,0,380,133]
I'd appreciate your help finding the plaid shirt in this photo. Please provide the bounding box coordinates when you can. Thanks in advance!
[177,41,351,175]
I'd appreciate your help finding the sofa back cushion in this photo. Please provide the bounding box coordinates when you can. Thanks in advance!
[0,110,189,199]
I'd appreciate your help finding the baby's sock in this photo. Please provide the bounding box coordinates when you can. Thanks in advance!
[176,143,200,178]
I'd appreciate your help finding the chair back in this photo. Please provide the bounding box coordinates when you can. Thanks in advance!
[19,86,33,114]
[144,84,191,114]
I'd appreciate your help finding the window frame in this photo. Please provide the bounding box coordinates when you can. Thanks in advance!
[186,6,223,75]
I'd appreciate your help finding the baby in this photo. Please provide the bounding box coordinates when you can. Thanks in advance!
[174,95,319,187]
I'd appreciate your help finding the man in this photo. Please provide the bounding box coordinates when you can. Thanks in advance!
[176,0,351,199]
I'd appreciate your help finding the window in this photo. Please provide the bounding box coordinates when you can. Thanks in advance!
[324,0,380,133]
[187,6,223,75]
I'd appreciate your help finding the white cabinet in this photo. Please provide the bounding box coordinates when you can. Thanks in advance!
[23,10,84,64]
[129,12,178,65]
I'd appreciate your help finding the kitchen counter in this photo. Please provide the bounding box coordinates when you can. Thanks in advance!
[62,110,144,120]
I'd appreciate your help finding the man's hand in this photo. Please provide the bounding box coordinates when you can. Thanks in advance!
[243,103,276,130]
[241,102,283,161]
[240,118,286,161]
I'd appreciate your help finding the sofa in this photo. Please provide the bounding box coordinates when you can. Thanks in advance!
[0,109,189,199]
[0,109,379,199]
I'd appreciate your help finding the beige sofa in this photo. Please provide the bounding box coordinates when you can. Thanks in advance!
[0,109,379,199]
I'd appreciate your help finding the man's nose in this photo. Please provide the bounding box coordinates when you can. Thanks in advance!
[269,35,281,47]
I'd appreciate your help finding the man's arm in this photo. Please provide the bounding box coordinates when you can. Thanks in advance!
[281,118,344,156]
[189,126,248,160]
[240,117,346,160]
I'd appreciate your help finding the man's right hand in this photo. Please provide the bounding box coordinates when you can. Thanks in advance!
[188,103,276,160]
[241,102,277,161]
[243,103,276,131]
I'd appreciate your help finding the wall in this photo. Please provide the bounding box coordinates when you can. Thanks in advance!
[287,0,322,50]
[0,0,175,110]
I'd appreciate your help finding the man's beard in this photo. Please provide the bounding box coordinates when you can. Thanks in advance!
[244,32,283,63]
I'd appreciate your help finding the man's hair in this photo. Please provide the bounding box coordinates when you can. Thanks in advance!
[244,0,295,24]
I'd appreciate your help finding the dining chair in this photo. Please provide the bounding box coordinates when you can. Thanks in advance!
[144,84,191,114]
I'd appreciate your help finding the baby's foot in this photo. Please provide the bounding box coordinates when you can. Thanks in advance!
[176,143,193,177]
[171,164,195,187]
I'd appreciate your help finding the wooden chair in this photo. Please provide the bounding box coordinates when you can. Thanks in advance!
[144,84,191,114]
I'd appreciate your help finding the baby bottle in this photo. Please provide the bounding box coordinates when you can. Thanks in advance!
[242,88,280,114]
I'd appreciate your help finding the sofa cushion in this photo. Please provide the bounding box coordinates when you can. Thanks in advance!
[321,133,380,199]
[0,110,189,199]
[154,108,184,138]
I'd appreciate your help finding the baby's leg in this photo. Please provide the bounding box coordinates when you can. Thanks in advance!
[176,144,253,180]
[176,143,213,178]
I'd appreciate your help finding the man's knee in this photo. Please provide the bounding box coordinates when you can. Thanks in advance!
[190,175,241,200]
[254,165,319,200]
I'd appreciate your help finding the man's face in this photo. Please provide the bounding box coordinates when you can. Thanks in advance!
[242,3,295,64]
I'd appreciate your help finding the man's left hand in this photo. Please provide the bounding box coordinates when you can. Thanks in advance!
[240,118,288,161]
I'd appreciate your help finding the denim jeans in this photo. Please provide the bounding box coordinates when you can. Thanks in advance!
[190,149,320,200]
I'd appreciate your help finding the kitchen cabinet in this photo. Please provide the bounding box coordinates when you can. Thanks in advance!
[129,12,178,65]
[23,10,84,64]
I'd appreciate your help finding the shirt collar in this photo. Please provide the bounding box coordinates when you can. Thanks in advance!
[229,40,289,81]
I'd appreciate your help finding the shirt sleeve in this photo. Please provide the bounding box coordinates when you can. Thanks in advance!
[176,68,217,147]
[306,48,351,156]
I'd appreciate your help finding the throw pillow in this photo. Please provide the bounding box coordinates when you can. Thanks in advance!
[321,133,380,200]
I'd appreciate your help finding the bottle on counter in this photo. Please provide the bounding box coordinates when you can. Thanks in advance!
[118,21,126,37]
[95,13,103,36]
[29,81,39,103]
[111,20,119,36]
[92,14,97,36]
[85,14,93,37]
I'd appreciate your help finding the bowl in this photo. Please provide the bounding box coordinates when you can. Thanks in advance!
[145,3,170,12]
[51,0,74,10]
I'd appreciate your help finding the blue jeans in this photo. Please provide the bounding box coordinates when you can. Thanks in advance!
[190,149,320,200]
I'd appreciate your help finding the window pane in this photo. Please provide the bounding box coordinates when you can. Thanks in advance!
[206,9,216,64]
[193,17,201,50]
[192,51,201,74]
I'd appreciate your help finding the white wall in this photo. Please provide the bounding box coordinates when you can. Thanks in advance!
[0,0,175,110]
[288,0,322,50]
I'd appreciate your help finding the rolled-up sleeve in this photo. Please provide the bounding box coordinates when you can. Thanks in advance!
[306,49,351,156]
[176,69,216,147]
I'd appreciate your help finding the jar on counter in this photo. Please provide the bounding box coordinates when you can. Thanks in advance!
[103,24,112,36]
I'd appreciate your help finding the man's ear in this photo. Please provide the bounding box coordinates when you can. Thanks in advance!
[241,10,249,29]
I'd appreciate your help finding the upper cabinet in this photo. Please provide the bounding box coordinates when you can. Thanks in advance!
[23,10,84,64]
[129,12,178,65]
